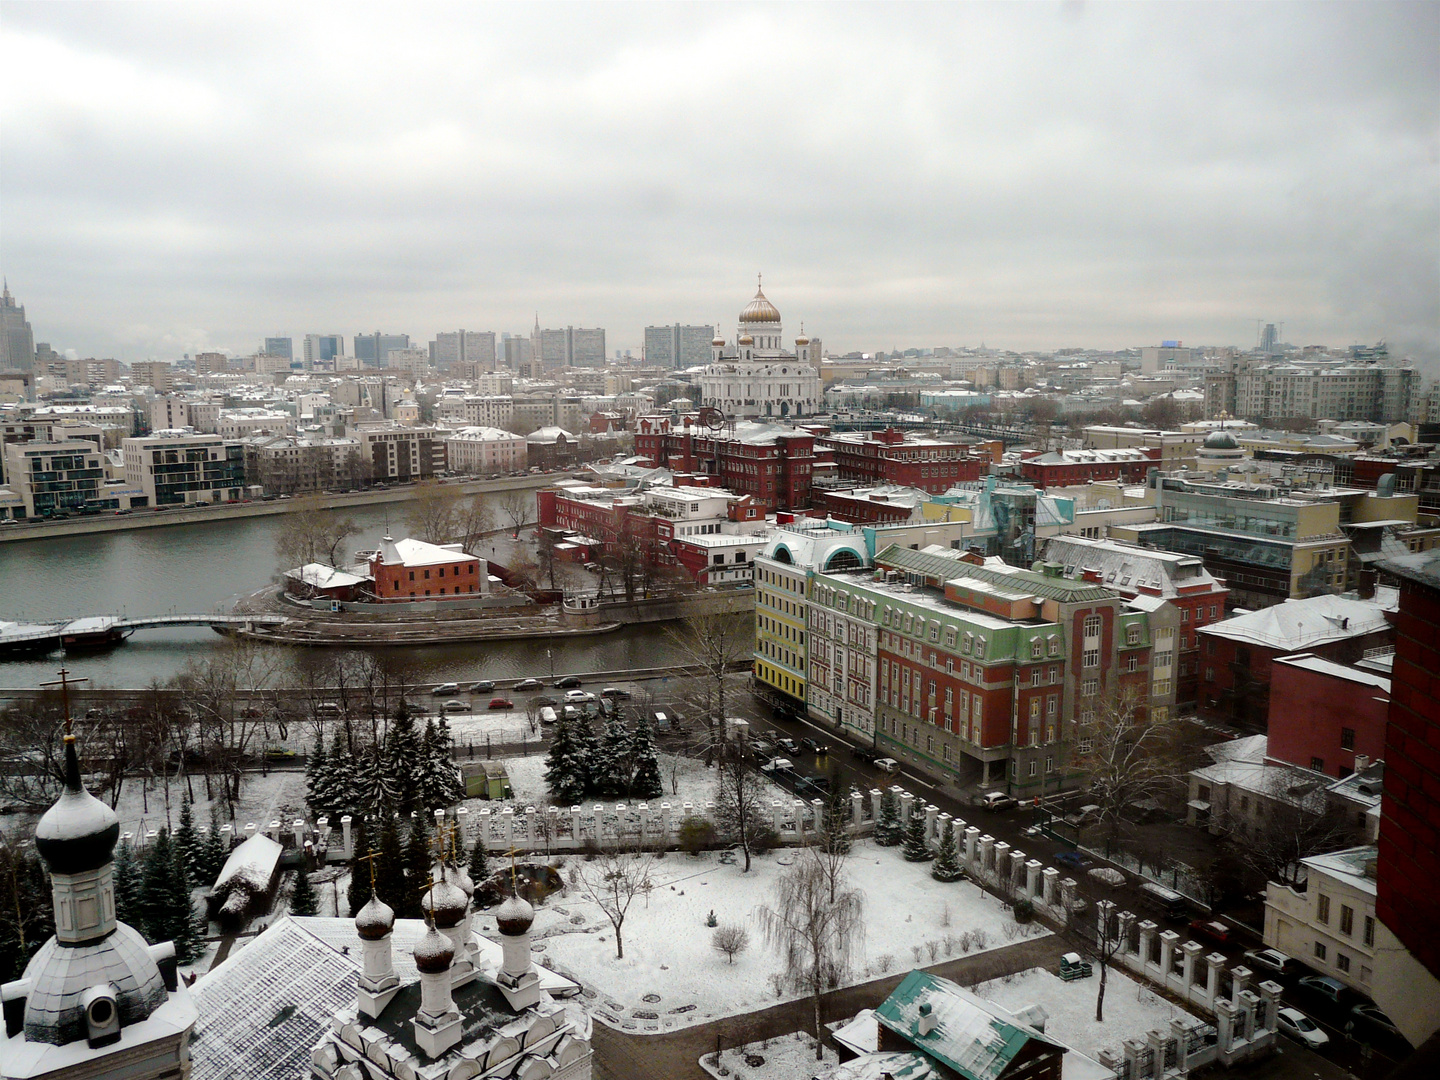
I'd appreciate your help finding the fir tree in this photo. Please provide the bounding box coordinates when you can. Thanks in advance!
[467,834,489,885]
[167,838,202,963]
[138,831,200,961]
[328,727,360,821]
[346,817,374,917]
[289,861,318,917]
[901,805,932,862]
[874,789,903,846]
[401,814,431,919]
[201,806,228,882]
[543,713,588,806]
[819,783,852,856]
[385,709,422,813]
[374,816,406,918]
[594,716,633,797]
[931,819,964,882]
[574,712,600,796]
[629,713,664,800]
[174,796,200,888]
[433,717,465,805]
[305,732,330,819]
[114,837,143,925]
[357,740,401,818]
[417,718,465,810]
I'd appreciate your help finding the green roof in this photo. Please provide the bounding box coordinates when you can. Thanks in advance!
[876,545,1116,604]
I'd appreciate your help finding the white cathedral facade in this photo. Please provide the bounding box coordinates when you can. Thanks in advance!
[697,280,822,420]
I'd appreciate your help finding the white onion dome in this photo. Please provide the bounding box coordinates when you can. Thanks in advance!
[739,287,781,324]
[421,879,468,930]
[1203,429,1240,450]
[35,737,119,875]
[354,895,395,941]
[414,923,455,974]
[494,893,535,937]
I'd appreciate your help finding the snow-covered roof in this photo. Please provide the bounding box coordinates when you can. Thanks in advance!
[284,563,369,589]
[1205,734,1268,765]
[374,536,480,568]
[1197,592,1397,651]
[1273,653,1390,694]
[214,832,283,894]
[1302,846,1377,895]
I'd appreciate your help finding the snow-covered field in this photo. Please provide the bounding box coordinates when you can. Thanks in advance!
[979,966,1192,1061]
[500,840,1047,1032]
[445,710,546,748]
[702,1032,838,1080]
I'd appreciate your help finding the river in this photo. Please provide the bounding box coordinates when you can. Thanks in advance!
[0,506,724,688]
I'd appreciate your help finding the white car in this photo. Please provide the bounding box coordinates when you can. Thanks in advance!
[1275,1007,1329,1049]
[431,682,459,695]
[875,757,900,773]
[563,690,594,704]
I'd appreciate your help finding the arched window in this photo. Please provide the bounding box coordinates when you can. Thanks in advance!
[772,546,794,565]
[825,548,862,572]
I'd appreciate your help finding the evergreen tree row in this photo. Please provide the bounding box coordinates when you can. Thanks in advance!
[115,826,204,963]
[307,709,465,825]
[344,808,473,921]
[544,711,663,805]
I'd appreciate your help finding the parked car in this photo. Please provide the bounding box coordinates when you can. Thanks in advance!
[796,775,832,797]
[980,791,1018,811]
[750,740,775,760]
[564,690,594,704]
[799,737,829,754]
[539,707,558,725]
[851,746,881,764]
[600,687,631,700]
[1349,1003,1405,1041]
[515,679,542,691]
[1188,919,1231,945]
[441,700,470,713]
[1242,949,1295,978]
[554,675,583,688]
[468,680,495,693]
[531,696,558,709]
[1054,851,1093,871]
[1275,1007,1329,1050]
[1137,882,1189,920]
[431,682,459,695]
[1063,804,1102,827]
[263,747,297,762]
[760,757,793,774]
[314,702,343,716]
[775,737,801,755]
[874,757,901,774]
[1294,975,1353,1010]
[487,697,514,710]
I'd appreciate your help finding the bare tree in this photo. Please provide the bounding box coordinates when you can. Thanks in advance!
[0,699,69,810]
[1070,685,1186,842]
[452,494,489,555]
[574,847,657,959]
[404,480,464,544]
[712,732,770,872]
[712,924,750,964]
[497,489,534,539]
[814,777,853,904]
[1223,768,1357,887]
[1060,880,1129,1022]
[274,497,361,570]
[755,849,865,1060]
[664,610,753,744]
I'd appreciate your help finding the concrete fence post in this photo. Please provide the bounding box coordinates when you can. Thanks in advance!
[1025,859,1042,899]
[338,816,352,859]
[1042,866,1059,907]
[924,804,939,842]
[851,791,865,827]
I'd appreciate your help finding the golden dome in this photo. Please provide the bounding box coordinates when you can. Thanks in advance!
[739,285,781,325]
[738,333,754,346]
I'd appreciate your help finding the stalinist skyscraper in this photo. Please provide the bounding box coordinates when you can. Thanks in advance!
[1,280,36,373]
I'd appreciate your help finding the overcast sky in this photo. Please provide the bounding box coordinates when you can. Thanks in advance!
[2,1,1436,365]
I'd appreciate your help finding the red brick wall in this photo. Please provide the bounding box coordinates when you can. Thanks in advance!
[1268,662,1390,775]
[1377,574,1440,978]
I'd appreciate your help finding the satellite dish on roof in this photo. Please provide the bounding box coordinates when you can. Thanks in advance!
[699,406,726,431]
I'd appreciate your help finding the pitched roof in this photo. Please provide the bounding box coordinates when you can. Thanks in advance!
[1197,592,1396,650]
[877,545,1114,604]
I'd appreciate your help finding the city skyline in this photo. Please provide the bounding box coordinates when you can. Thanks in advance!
[1,3,1435,365]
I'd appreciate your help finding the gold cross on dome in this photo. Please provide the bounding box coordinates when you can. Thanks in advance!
[354,847,382,890]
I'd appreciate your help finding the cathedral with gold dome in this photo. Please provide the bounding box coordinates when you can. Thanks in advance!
[699,279,822,419]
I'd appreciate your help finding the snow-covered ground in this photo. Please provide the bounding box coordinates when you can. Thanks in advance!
[497,840,1047,1032]
[446,710,547,748]
[979,966,1192,1061]
[702,1032,838,1080]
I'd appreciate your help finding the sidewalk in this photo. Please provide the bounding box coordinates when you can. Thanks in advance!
[591,935,1065,1080]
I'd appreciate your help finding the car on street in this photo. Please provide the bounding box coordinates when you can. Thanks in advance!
[1188,919,1231,945]
[875,757,901,773]
[799,737,829,754]
[775,737,801,755]
[468,680,495,693]
[750,740,775,760]
[760,757,793,774]
[1053,851,1093,871]
[554,676,583,688]
[515,679,542,691]
[851,746,881,764]
[796,775,832,797]
[600,687,631,700]
[487,697,514,710]
[564,690,594,704]
[1242,949,1295,978]
[441,700,470,713]
[1275,1007,1329,1049]
[1294,975,1354,1011]
[1349,1003,1405,1042]
[431,682,459,695]
[980,791,1018,811]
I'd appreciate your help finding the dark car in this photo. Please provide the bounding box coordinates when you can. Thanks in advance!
[554,676,583,688]
[1294,975,1354,1011]
[799,737,829,755]
[515,678,542,691]
[1054,851,1093,871]
[1349,1003,1408,1045]
[796,775,833,798]
[851,745,881,764]
[776,737,801,755]
[469,680,495,693]
[1188,919,1232,945]
[600,687,631,700]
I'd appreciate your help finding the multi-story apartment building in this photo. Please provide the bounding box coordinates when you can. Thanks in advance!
[444,426,526,475]
[122,431,246,506]
[1017,447,1160,487]
[1,439,107,516]
[354,332,411,368]
[243,435,364,495]
[633,416,815,512]
[537,326,606,368]
[435,394,515,430]
[194,352,230,375]
[644,324,715,369]
[129,361,173,393]
[351,424,446,482]
[430,330,497,371]
[150,396,189,432]
[1266,847,1378,995]
[1207,350,1417,424]
[217,408,297,440]
[303,334,345,369]
[263,337,293,361]
[385,348,431,377]
[816,428,989,494]
[512,394,583,435]
[1084,426,1203,471]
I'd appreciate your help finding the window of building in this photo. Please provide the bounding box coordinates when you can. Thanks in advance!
[1083,647,1100,668]
[1340,906,1354,936]
[1077,736,1093,753]
[1083,614,1102,638]
[1311,756,1325,773]
[1336,953,1351,973]
[1314,942,1327,961]
[1317,894,1331,924]
[1127,627,1141,645]
[1049,637,1061,657]
[1045,755,1054,773]
[1031,639,1043,658]
[1031,669,1042,687]
[1363,916,1374,947]
[1128,655,1139,672]
[1082,679,1099,696]
[1204,667,1214,682]
[1341,728,1356,751]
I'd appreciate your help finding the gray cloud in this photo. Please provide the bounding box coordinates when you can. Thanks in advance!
[1,1,1436,364]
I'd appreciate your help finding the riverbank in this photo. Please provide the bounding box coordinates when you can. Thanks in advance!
[0,473,556,545]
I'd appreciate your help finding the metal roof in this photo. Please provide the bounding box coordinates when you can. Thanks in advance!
[876,545,1115,603]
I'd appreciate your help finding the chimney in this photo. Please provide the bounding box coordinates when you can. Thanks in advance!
[354,896,400,1018]
[1358,568,1378,600]
[1354,755,1370,773]
[917,1001,936,1037]
[412,923,463,1058]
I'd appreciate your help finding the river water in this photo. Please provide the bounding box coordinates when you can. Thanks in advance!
[0,507,714,689]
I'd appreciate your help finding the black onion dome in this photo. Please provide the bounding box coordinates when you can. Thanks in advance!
[448,863,474,898]
[354,895,395,941]
[413,924,455,974]
[35,738,119,876]
[421,880,468,930]
[494,894,534,937]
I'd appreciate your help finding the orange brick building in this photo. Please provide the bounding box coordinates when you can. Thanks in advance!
[367,536,486,600]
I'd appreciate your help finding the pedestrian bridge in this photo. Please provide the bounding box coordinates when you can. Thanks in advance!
[0,613,290,653]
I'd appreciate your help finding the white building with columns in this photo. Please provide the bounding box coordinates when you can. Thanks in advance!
[698,280,822,420]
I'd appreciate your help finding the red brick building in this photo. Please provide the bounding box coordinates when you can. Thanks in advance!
[1266,654,1391,778]
[1197,591,1396,729]
[815,427,989,494]
[813,486,927,525]
[367,536,484,600]
[1017,447,1159,488]
[633,415,814,512]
